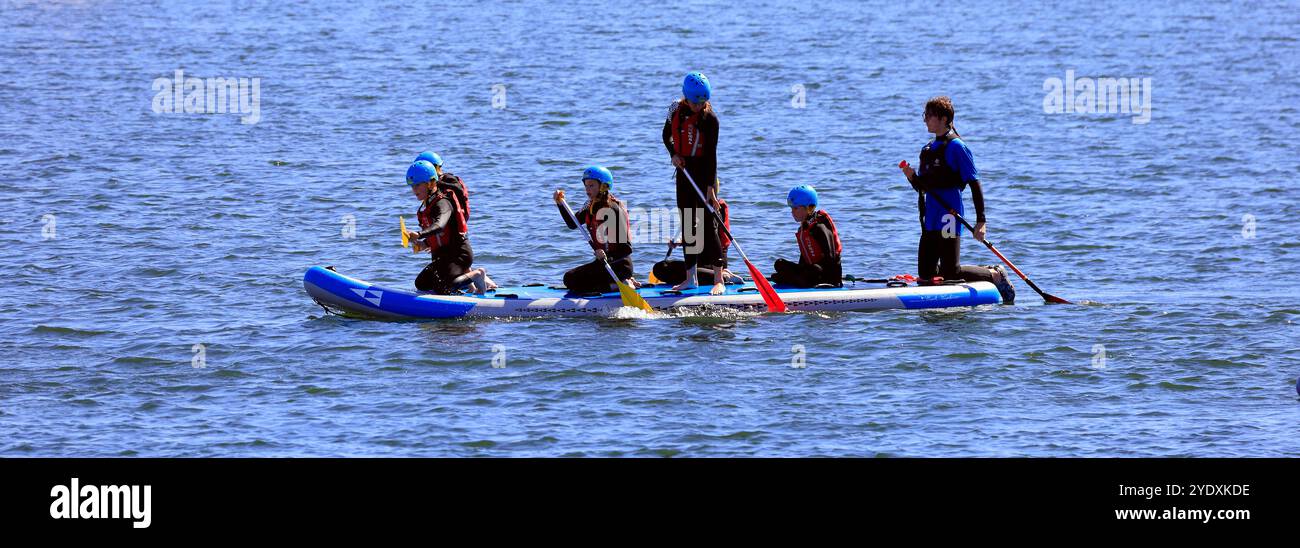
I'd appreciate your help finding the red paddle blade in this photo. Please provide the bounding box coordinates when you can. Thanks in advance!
[743,258,786,313]
[1044,293,1072,305]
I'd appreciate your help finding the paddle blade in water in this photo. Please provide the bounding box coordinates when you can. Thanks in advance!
[616,281,653,312]
[400,217,410,248]
[984,242,1070,305]
[743,258,786,313]
[1044,293,1072,305]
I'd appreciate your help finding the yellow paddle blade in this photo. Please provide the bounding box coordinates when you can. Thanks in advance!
[647,271,661,284]
[399,216,409,248]
[616,281,653,312]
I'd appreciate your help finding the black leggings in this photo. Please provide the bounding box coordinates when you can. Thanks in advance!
[917,230,993,283]
[564,256,633,294]
[772,259,817,288]
[651,259,728,286]
[771,258,842,288]
[676,170,723,271]
[415,244,473,294]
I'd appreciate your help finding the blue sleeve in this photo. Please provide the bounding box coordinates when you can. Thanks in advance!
[946,139,979,183]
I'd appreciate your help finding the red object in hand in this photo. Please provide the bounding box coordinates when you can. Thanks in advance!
[898,160,908,168]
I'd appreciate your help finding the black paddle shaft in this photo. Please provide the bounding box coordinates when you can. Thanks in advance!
[909,182,979,234]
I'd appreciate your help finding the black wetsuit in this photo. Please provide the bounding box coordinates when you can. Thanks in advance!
[557,198,633,293]
[414,193,472,294]
[916,230,995,283]
[663,101,723,274]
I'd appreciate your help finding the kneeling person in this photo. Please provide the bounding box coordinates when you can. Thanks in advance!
[771,185,843,288]
[403,160,496,294]
[553,165,635,294]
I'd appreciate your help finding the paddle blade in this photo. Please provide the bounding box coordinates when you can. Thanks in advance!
[742,258,786,313]
[1044,293,1072,305]
[400,217,410,248]
[647,271,661,284]
[616,281,653,312]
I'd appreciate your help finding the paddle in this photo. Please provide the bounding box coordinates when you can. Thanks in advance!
[400,216,410,248]
[647,239,676,284]
[679,168,787,312]
[558,198,654,312]
[899,160,1070,304]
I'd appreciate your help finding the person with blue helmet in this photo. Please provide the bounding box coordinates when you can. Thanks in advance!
[663,71,726,295]
[552,165,636,293]
[412,150,472,220]
[897,96,1015,303]
[770,185,844,288]
[403,160,496,295]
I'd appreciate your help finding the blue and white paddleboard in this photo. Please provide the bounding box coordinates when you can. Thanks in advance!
[302,266,1002,319]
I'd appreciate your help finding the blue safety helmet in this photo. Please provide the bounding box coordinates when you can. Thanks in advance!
[682,72,712,104]
[787,185,818,208]
[582,165,613,188]
[406,160,438,186]
[414,151,443,167]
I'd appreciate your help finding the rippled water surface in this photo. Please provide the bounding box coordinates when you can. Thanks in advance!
[2,0,1298,456]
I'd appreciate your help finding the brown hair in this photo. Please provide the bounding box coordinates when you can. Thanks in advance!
[585,188,619,216]
[924,96,959,137]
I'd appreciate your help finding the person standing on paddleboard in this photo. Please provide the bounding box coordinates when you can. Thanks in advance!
[403,160,496,295]
[771,185,843,288]
[651,177,742,286]
[663,71,725,295]
[898,96,1015,303]
[553,165,636,294]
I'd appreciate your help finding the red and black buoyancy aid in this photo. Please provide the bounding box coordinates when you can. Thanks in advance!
[670,102,704,157]
[583,197,632,253]
[796,210,843,265]
[416,187,467,253]
[917,133,966,191]
[437,172,471,222]
[717,199,731,252]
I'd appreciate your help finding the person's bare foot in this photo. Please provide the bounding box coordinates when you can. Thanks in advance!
[468,269,495,295]
[672,279,697,290]
[673,267,698,291]
[710,282,726,295]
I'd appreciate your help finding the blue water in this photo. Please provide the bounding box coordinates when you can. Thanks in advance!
[2,0,1297,456]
